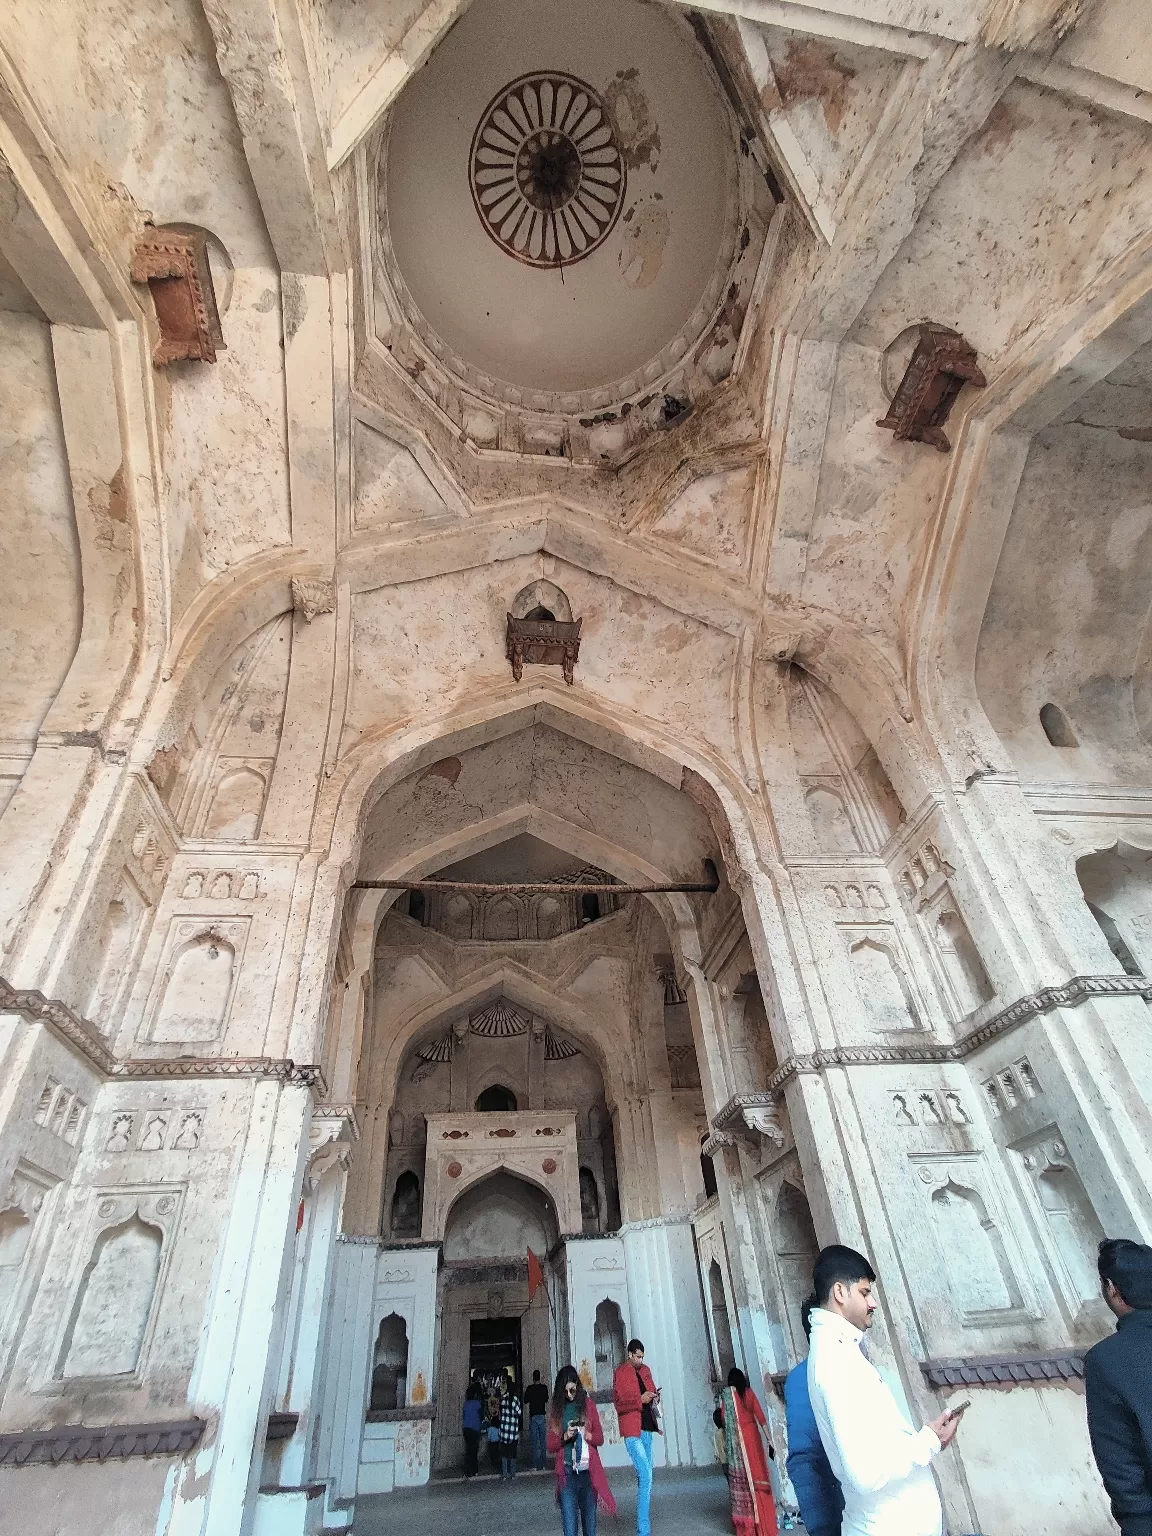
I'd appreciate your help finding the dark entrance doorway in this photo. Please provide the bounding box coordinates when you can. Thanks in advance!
[469,1315,522,1386]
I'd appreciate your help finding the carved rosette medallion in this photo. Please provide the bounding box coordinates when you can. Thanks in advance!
[469,73,626,268]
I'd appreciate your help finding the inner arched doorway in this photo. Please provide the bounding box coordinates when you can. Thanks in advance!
[434,1170,559,1471]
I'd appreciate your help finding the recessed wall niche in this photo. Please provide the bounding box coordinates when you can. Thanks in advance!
[148,918,248,1043]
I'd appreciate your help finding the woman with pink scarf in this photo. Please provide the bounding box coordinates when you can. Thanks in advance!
[547,1365,618,1536]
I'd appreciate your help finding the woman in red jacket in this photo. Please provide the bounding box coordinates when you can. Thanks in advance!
[547,1365,618,1536]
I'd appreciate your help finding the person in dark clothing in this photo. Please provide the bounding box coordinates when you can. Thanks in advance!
[462,1378,485,1478]
[783,1295,844,1536]
[525,1369,551,1470]
[1085,1237,1152,1536]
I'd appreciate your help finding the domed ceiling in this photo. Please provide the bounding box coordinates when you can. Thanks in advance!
[371,0,777,459]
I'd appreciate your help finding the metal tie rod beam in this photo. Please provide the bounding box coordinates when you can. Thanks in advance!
[352,878,719,895]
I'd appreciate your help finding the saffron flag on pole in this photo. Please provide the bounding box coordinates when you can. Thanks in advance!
[527,1246,546,1303]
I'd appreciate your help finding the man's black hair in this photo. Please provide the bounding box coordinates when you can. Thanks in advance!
[812,1244,876,1305]
[1099,1237,1152,1309]
[626,1338,645,1354]
[532,1369,541,1381]
[800,1292,817,1341]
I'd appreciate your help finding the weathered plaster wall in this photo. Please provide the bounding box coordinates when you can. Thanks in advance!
[976,355,1152,785]
[0,312,82,807]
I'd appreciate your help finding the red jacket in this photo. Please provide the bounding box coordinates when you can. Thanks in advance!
[613,1360,659,1440]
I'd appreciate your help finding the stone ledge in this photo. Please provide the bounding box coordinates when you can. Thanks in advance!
[0,1418,206,1466]
[364,1405,437,1422]
[266,1412,299,1441]
[920,1351,1085,1389]
[766,974,1151,1096]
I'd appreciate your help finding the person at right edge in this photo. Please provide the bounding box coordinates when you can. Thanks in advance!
[613,1338,660,1536]
[806,1246,962,1536]
[1085,1238,1152,1536]
[785,1295,844,1536]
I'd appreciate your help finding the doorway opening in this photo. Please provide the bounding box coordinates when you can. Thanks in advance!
[469,1315,522,1390]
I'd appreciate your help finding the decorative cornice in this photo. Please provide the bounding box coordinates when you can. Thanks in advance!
[365,1404,436,1422]
[767,974,1151,1095]
[0,978,114,1074]
[116,1058,326,1089]
[0,979,327,1091]
[0,1418,206,1466]
[920,1352,1084,1389]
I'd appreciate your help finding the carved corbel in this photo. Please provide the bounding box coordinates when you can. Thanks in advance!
[305,1103,359,1187]
[291,577,336,623]
[130,225,224,366]
[713,1092,787,1154]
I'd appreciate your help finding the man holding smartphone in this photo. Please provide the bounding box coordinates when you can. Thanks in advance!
[806,1246,961,1536]
[613,1339,661,1536]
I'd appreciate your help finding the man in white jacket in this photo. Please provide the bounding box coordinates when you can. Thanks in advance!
[807,1245,960,1536]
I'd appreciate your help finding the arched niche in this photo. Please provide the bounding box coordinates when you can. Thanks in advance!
[932,906,994,1015]
[707,1259,736,1378]
[805,784,861,854]
[61,1216,163,1378]
[509,579,573,623]
[370,1312,410,1411]
[476,1084,517,1112]
[87,881,146,1029]
[849,938,919,1033]
[152,932,236,1043]
[442,1170,559,1262]
[579,1167,601,1234]
[1076,843,1150,975]
[929,1181,1019,1320]
[0,1207,32,1327]
[536,895,563,939]
[203,765,266,841]
[483,895,520,941]
[593,1299,627,1392]
[774,1180,819,1336]
[699,1136,718,1200]
[389,1170,422,1238]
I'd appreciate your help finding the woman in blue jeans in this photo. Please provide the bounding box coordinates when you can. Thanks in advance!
[546,1366,618,1536]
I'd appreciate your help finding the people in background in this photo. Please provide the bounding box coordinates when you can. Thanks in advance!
[720,1366,778,1536]
[462,1377,485,1479]
[525,1368,551,1471]
[784,1295,844,1536]
[548,1364,617,1536]
[806,1246,960,1536]
[714,1404,728,1477]
[486,1377,504,1472]
[1085,1238,1152,1536]
[499,1374,523,1479]
[613,1338,661,1536]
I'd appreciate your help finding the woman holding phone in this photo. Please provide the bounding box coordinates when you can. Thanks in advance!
[547,1365,617,1536]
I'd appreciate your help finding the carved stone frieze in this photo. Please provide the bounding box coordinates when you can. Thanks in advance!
[920,1353,1084,1389]
[0,1418,206,1466]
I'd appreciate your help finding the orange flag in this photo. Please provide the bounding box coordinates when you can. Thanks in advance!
[527,1246,546,1303]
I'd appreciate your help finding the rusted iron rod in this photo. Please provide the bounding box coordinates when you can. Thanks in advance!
[352,878,719,895]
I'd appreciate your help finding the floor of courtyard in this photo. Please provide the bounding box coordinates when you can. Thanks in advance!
[355,1464,748,1535]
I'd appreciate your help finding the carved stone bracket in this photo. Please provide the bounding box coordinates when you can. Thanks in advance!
[0,1418,206,1466]
[700,1129,735,1160]
[920,1352,1084,1389]
[130,226,223,366]
[712,1092,786,1151]
[506,615,582,685]
[877,323,985,452]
